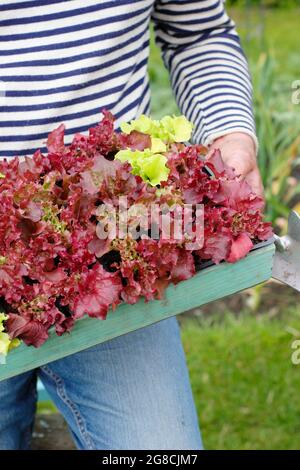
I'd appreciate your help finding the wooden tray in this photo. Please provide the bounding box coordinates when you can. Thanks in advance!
[0,242,275,381]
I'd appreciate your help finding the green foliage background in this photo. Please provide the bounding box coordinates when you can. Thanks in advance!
[227,0,300,7]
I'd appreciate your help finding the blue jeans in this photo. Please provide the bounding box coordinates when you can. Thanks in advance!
[0,318,202,450]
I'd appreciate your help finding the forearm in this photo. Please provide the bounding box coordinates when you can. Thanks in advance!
[152,0,257,149]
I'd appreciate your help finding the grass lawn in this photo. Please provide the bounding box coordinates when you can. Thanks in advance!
[182,312,300,450]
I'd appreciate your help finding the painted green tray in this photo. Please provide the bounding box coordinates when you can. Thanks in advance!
[0,242,275,382]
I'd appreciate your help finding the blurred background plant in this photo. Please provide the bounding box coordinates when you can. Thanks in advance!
[227,0,300,6]
[253,53,300,230]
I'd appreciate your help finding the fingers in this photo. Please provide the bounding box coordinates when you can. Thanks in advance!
[208,143,256,177]
[222,153,254,177]
[207,132,264,198]
[208,149,264,198]
[245,167,265,198]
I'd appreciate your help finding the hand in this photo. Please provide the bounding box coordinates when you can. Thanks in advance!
[208,132,264,198]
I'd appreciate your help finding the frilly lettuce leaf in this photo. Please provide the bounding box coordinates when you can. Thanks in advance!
[160,115,193,143]
[121,115,155,136]
[117,114,193,185]
[115,149,169,186]
[120,115,193,143]
[0,313,21,357]
[151,137,166,153]
[141,153,169,186]
[115,114,193,186]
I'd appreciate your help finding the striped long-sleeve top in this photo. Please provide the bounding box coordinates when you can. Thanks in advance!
[0,0,256,159]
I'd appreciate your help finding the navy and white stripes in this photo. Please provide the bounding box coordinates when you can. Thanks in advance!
[0,0,256,159]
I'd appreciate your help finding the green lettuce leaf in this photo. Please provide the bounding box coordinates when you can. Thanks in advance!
[141,153,169,186]
[160,115,193,142]
[117,114,193,185]
[151,137,167,153]
[120,114,193,143]
[0,313,21,356]
[115,148,169,186]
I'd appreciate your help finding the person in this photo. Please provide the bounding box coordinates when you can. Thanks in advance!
[0,0,263,450]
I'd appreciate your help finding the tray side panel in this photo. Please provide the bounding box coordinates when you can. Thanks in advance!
[0,243,275,381]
